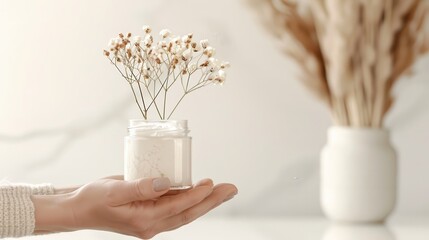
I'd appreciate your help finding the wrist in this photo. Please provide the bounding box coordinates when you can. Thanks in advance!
[31,193,78,233]
[54,185,81,194]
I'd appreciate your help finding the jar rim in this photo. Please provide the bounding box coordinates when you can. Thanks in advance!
[128,119,189,136]
[129,119,187,123]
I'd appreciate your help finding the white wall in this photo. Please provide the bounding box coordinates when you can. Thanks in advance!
[0,0,428,217]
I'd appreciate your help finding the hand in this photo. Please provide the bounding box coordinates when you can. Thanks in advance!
[31,176,237,239]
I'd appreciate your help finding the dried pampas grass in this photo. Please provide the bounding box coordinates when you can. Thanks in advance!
[251,0,429,127]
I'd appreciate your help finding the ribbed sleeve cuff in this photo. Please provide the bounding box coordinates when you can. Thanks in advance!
[0,183,54,238]
[0,185,35,237]
[31,183,55,195]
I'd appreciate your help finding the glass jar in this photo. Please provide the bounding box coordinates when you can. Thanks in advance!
[124,120,192,190]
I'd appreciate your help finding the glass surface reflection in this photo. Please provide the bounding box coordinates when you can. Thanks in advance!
[323,223,395,240]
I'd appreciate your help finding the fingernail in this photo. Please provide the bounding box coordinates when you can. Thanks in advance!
[195,178,212,187]
[223,191,238,202]
[153,178,170,192]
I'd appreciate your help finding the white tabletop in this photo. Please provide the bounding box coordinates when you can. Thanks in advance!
[12,216,429,240]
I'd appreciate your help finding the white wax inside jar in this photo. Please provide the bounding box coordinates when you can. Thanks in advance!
[124,137,192,188]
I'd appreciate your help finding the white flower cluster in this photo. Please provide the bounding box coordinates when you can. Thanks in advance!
[104,26,230,120]
[104,26,229,84]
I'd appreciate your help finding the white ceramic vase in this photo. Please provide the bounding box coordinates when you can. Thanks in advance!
[320,127,397,223]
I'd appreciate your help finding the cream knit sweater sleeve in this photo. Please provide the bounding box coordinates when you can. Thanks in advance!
[0,183,54,238]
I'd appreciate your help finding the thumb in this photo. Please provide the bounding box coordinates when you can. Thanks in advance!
[110,177,170,205]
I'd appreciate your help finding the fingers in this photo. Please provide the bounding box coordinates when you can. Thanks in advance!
[153,183,237,232]
[109,177,171,205]
[152,179,214,219]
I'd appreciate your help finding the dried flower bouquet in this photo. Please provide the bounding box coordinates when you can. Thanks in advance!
[253,0,429,127]
[104,26,230,120]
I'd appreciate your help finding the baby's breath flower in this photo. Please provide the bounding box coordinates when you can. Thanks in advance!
[216,70,226,83]
[144,35,153,47]
[142,63,151,76]
[190,42,199,51]
[171,36,182,45]
[142,25,151,34]
[199,60,209,67]
[208,70,226,84]
[182,34,193,44]
[159,29,171,38]
[208,57,218,66]
[204,46,216,57]
[182,49,193,61]
[200,39,209,49]
[221,61,231,68]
